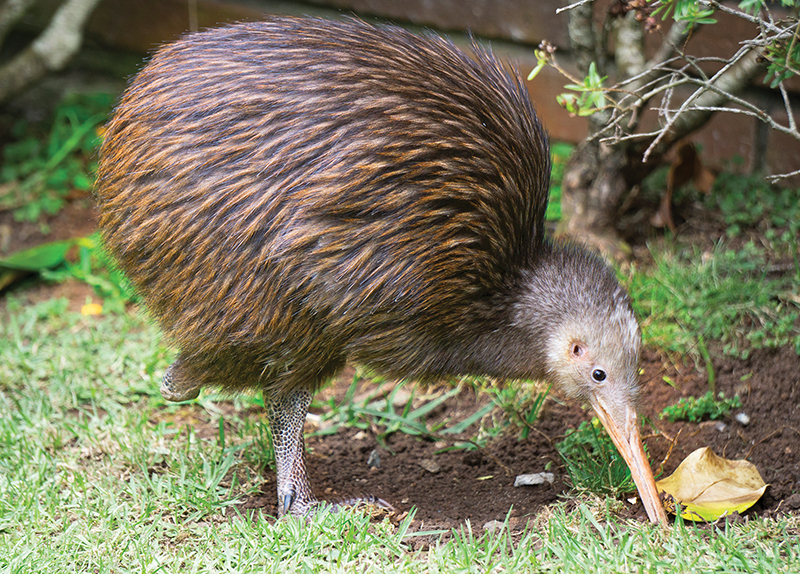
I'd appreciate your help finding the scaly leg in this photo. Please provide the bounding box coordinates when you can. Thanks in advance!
[266,388,317,516]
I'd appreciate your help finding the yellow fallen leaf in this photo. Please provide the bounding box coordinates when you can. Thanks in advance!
[81,303,103,316]
[656,447,767,521]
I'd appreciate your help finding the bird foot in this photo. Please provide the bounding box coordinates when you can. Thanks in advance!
[279,488,319,517]
[268,389,395,519]
[160,360,202,401]
[282,493,395,518]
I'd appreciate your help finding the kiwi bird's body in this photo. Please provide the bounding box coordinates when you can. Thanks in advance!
[98,18,551,393]
[96,17,667,524]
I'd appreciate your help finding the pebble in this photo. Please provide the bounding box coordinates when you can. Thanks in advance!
[367,449,381,469]
[715,421,727,432]
[514,472,554,487]
[483,520,505,533]
[419,459,441,474]
[735,412,750,426]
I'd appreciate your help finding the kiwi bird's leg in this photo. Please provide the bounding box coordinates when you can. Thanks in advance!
[160,358,202,402]
[266,388,318,516]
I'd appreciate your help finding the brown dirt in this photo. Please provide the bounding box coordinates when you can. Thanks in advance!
[0,195,97,255]
[2,202,799,534]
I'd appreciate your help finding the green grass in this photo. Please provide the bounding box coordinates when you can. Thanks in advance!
[660,391,742,423]
[632,167,800,363]
[556,419,638,497]
[312,373,547,452]
[546,142,572,222]
[40,233,139,312]
[626,238,800,361]
[479,379,550,441]
[707,172,800,239]
[2,298,798,572]
[315,374,467,444]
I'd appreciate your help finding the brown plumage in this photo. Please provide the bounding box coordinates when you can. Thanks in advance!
[96,17,667,524]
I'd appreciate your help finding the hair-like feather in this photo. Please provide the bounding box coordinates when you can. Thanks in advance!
[97,17,561,394]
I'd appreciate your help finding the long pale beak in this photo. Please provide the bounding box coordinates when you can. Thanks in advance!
[589,394,669,525]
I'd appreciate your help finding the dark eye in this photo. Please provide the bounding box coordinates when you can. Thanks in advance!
[592,369,607,382]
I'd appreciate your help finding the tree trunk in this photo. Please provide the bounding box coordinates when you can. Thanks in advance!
[558,45,766,257]
[559,138,646,257]
[557,5,648,257]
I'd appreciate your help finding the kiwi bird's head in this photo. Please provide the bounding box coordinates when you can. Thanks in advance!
[517,243,668,525]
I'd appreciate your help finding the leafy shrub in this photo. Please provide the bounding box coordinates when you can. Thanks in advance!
[40,233,138,313]
[0,92,113,224]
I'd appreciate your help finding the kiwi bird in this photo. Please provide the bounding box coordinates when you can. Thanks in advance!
[96,16,667,524]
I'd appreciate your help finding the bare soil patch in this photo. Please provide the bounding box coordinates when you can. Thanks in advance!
[235,346,799,531]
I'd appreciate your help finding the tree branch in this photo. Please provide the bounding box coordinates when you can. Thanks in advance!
[0,0,102,105]
[565,0,598,77]
[615,11,646,79]
[0,0,39,47]
[643,46,767,161]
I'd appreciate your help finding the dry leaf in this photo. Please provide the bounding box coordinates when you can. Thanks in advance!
[651,142,717,232]
[656,447,767,521]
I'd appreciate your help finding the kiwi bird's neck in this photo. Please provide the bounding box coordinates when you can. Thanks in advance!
[449,243,567,381]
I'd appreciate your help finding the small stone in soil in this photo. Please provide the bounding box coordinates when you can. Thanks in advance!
[367,449,381,468]
[483,520,505,532]
[419,459,441,474]
[514,472,555,487]
[735,412,750,426]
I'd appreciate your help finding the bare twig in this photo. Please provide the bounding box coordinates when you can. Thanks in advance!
[704,0,788,36]
[643,47,767,162]
[766,168,800,183]
[779,83,798,133]
[556,0,594,16]
[552,0,799,181]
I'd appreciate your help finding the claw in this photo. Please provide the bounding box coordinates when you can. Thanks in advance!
[333,495,395,513]
[283,491,295,516]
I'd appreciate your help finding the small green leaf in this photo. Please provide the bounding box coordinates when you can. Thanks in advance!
[0,239,76,291]
[0,240,75,272]
[527,60,546,81]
